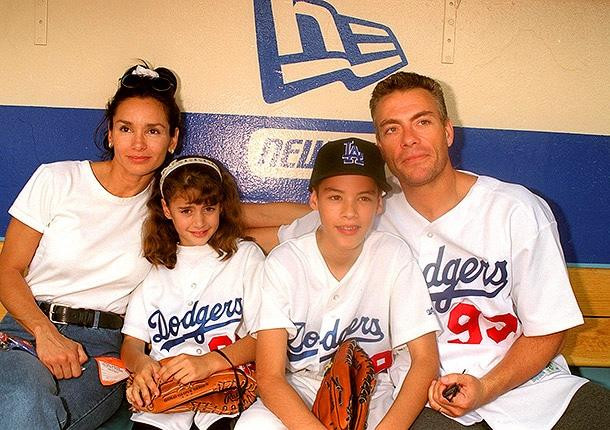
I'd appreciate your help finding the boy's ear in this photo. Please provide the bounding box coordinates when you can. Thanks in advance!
[309,190,319,211]
[161,199,172,219]
[376,193,383,215]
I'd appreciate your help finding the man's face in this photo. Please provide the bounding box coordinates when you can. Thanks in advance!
[373,88,454,188]
[309,175,382,254]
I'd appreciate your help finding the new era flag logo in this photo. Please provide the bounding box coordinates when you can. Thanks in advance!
[255,0,408,103]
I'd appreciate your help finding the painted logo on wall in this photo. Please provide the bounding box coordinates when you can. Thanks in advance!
[254,0,408,103]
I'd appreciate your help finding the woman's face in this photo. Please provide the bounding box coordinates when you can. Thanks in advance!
[108,97,178,179]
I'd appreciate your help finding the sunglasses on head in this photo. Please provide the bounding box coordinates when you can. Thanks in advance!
[120,66,175,93]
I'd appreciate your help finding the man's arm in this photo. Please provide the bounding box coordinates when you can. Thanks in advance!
[377,332,439,429]
[256,328,325,430]
[242,202,311,253]
[242,202,310,228]
[428,331,565,417]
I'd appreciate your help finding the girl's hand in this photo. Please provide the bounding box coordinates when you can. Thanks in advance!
[158,353,218,385]
[126,357,161,410]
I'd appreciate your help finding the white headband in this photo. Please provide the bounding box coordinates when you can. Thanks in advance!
[159,157,223,199]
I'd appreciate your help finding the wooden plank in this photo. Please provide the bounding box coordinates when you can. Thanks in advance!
[568,267,610,317]
[563,317,610,367]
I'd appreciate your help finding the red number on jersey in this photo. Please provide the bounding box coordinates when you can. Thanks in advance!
[447,303,482,344]
[486,313,518,343]
[370,350,393,373]
[208,335,233,351]
[446,303,518,344]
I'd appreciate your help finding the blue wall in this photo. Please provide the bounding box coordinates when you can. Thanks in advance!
[1,105,609,266]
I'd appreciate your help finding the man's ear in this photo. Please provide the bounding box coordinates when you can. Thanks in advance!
[161,199,172,219]
[309,190,319,211]
[444,119,455,148]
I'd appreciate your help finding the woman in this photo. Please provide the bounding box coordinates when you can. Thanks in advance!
[0,63,182,429]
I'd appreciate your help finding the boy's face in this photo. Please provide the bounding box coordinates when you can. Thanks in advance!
[309,175,382,253]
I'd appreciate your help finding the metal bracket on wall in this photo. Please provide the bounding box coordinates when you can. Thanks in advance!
[35,0,48,45]
[442,0,460,63]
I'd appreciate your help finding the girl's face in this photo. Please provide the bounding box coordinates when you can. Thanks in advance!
[108,97,178,180]
[162,194,221,246]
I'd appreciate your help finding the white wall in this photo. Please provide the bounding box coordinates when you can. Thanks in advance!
[1,0,608,135]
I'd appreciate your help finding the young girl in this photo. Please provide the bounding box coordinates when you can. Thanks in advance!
[121,156,264,430]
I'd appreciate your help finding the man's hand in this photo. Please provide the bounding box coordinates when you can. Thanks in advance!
[428,373,488,417]
[126,357,161,411]
[34,327,88,379]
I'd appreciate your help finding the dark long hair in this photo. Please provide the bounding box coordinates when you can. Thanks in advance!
[94,61,183,162]
[142,157,247,269]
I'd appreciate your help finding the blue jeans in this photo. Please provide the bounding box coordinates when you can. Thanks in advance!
[0,314,125,430]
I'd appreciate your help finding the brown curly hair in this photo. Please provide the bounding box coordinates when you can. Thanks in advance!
[142,157,246,269]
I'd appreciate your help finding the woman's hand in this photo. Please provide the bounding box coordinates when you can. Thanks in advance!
[34,327,88,379]
[126,357,161,411]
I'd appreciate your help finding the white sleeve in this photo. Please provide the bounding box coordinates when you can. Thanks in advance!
[121,281,151,342]
[8,164,62,233]
[278,211,320,242]
[390,255,440,349]
[250,250,298,337]
[510,206,583,336]
[238,243,266,337]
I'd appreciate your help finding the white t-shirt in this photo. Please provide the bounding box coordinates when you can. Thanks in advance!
[279,174,586,430]
[122,241,264,430]
[9,161,152,314]
[254,230,439,376]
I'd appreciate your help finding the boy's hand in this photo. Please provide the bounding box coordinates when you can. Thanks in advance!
[428,373,487,417]
[126,357,161,410]
[158,353,216,385]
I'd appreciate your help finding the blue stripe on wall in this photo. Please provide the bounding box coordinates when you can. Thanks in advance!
[1,105,608,264]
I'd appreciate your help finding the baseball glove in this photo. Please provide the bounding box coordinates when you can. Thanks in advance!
[312,339,377,430]
[146,353,257,415]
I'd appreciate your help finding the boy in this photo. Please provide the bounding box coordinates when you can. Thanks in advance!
[235,138,440,430]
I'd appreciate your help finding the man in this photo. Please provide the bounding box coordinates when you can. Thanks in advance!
[245,72,610,429]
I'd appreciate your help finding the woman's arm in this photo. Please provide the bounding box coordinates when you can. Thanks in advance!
[0,218,87,379]
[377,332,439,429]
[157,335,257,384]
[256,328,326,430]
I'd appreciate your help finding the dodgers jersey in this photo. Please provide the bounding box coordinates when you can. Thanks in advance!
[122,241,264,430]
[254,230,439,376]
[280,174,587,429]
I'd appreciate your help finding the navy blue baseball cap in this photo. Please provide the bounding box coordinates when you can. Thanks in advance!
[309,137,391,192]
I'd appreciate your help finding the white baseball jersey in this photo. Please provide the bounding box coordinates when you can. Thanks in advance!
[122,241,264,430]
[240,230,439,428]
[279,174,587,430]
[9,161,152,314]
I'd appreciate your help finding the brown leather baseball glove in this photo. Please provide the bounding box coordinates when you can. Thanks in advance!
[312,339,377,430]
[146,356,257,415]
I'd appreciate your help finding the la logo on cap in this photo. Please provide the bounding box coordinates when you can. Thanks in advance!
[342,141,365,166]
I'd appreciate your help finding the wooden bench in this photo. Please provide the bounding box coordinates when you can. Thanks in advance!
[0,241,608,367]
